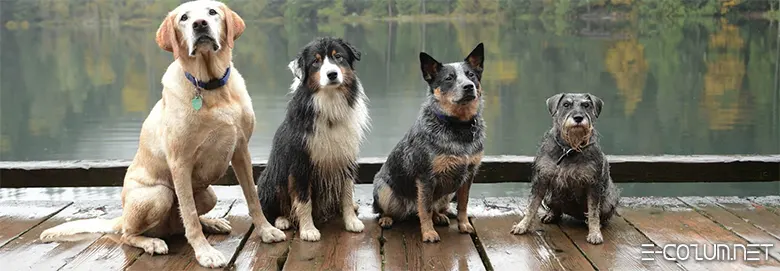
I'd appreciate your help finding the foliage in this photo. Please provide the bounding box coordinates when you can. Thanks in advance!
[1,0,776,26]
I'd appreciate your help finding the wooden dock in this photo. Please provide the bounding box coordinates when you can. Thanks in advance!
[1,186,779,270]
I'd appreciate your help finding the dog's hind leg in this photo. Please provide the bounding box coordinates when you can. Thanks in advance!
[541,201,562,224]
[274,217,292,230]
[120,184,174,255]
[374,180,397,229]
[196,187,231,234]
[511,193,542,235]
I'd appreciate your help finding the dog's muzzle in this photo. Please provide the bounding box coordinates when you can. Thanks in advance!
[456,84,477,104]
[190,19,219,55]
[564,114,590,128]
[326,71,339,84]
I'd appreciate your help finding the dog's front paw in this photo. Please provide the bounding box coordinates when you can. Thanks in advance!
[510,221,529,235]
[274,217,291,230]
[421,229,440,243]
[139,238,169,255]
[433,213,450,226]
[458,222,475,234]
[586,231,604,245]
[201,217,232,234]
[344,217,364,233]
[378,217,394,228]
[194,246,228,268]
[300,228,321,242]
[258,226,287,243]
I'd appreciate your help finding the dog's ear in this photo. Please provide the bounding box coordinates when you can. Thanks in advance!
[221,5,245,49]
[338,39,361,63]
[586,93,603,118]
[464,43,484,72]
[156,13,183,58]
[546,93,565,116]
[420,52,442,84]
[288,56,303,80]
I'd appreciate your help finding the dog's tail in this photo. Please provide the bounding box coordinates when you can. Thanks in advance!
[39,217,123,242]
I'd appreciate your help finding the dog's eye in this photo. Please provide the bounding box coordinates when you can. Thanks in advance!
[180,14,189,22]
[466,71,474,77]
[209,9,217,16]
[563,102,571,108]
[334,53,343,60]
[582,103,590,108]
[445,74,454,81]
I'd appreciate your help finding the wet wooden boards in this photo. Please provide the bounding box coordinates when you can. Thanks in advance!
[3,190,780,271]
[471,197,593,271]
[0,200,120,270]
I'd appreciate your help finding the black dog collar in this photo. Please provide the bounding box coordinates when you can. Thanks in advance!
[555,140,595,166]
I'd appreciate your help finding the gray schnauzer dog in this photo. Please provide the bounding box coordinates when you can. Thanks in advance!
[510,93,620,245]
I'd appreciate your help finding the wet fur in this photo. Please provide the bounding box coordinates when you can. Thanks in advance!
[257,37,368,241]
[511,93,620,245]
[373,43,485,242]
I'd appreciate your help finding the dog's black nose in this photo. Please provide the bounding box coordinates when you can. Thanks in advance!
[460,84,477,101]
[193,19,208,32]
[573,116,584,123]
[327,71,338,80]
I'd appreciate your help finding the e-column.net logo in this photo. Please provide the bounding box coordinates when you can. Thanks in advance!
[640,243,774,262]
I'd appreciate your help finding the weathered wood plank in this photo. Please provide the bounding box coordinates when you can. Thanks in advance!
[557,213,683,270]
[225,200,294,271]
[709,197,780,241]
[748,196,780,216]
[124,200,235,271]
[381,211,485,270]
[470,197,560,271]
[620,198,780,270]
[679,197,780,262]
[0,200,121,270]
[59,235,144,271]
[471,197,593,271]
[0,201,72,248]
[404,219,485,271]
[282,220,381,270]
[381,222,411,271]
[472,215,561,270]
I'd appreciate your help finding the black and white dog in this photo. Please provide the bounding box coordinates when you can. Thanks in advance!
[257,37,369,242]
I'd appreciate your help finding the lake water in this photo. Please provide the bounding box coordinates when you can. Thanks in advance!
[1,19,779,161]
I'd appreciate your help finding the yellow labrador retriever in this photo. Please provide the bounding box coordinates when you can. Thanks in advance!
[39,0,285,268]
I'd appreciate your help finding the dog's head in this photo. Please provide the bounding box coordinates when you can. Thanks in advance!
[287,37,362,91]
[546,93,603,148]
[155,0,245,59]
[420,43,484,121]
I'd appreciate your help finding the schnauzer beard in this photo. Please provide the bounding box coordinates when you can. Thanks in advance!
[561,124,593,151]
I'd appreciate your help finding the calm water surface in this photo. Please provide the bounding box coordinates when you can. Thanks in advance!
[1,19,779,161]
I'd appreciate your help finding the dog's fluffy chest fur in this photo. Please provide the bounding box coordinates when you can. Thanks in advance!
[306,87,369,170]
[534,145,603,194]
